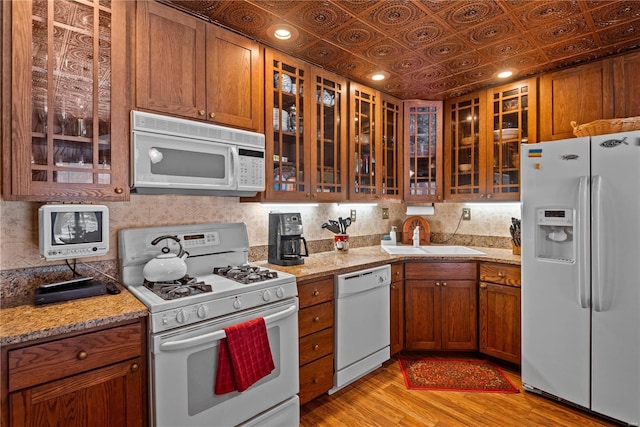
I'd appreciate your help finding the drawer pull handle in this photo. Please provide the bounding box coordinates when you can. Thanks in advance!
[77,351,88,360]
[312,290,320,297]
[131,363,139,372]
[480,283,488,289]
[313,316,320,322]
[312,378,319,384]
[498,271,505,277]
[313,344,319,351]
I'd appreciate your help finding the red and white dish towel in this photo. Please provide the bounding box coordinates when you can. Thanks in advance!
[214,317,275,394]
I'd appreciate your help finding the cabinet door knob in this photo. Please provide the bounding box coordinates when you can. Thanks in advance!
[435,282,440,287]
[442,282,448,287]
[313,316,320,322]
[77,351,88,360]
[313,344,319,351]
[198,109,205,116]
[312,377,319,384]
[130,363,139,372]
[312,290,320,297]
[498,271,505,277]
[209,112,216,119]
[480,283,488,289]
[114,187,123,194]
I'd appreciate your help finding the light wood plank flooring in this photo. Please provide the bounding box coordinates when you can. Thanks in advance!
[300,355,620,427]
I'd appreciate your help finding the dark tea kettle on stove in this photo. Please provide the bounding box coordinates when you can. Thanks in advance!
[143,235,189,282]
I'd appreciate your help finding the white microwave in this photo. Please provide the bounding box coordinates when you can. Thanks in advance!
[130,111,265,196]
[39,204,109,261]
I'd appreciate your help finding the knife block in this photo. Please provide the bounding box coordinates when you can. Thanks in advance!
[512,241,521,255]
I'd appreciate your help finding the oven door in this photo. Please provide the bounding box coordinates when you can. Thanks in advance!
[132,131,236,193]
[150,298,299,427]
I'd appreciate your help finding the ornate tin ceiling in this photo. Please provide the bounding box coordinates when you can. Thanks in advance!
[163,0,640,100]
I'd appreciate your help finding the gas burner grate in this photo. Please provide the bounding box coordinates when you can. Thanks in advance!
[213,264,279,284]
[144,275,212,300]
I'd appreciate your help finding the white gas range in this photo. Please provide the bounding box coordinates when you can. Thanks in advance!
[119,222,299,427]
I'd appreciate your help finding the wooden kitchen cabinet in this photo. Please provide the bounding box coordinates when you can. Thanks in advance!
[539,60,613,141]
[389,263,404,356]
[297,276,335,405]
[613,51,640,118]
[2,0,133,201]
[4,319,146,427]
[405,262,477,351]
[136,1,263,132]
[348,84,403,201]
[479,262,521,365]
[403,100,443,202]
[444,79,535,202]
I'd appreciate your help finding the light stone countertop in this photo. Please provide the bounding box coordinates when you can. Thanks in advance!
[256,245,520,282]
[1,245,518,347]
[0,284,147,346]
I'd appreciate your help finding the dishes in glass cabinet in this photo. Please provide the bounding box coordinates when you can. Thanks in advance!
[458,163,472,172]
[460,135,477,145]
[316,89,335,106]
[274,73,294,94]
[494,128,519,141]
[272,108,288,131]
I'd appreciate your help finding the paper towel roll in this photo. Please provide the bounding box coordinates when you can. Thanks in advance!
[405,205,435,216]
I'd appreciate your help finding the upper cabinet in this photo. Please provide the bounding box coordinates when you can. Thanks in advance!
[539,60,613,141]
[403,100,443,202]
[612,51,640,118]
[136,1,263,132]
[259,49,348,202]
[2,0,133,201]
[348,83,402,201]
[445,79,535,202]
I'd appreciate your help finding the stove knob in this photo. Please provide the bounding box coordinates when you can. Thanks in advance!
[276,286,285,298]
[175,309,189,324]
[197,305,209,319]
[262,290,271,302]
[233,297,242,310]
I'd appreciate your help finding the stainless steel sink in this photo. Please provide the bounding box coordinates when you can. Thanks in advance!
[382,245,486,256]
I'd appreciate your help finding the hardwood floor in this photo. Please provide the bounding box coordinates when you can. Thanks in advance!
[300,355,620,427]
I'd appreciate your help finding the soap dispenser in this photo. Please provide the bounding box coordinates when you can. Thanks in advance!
[389,226,397,246]
[413,225,420,247]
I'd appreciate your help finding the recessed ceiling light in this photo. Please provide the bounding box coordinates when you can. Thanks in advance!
[370,71,389,81]
[497,70,513,79]
[274,28,291,40]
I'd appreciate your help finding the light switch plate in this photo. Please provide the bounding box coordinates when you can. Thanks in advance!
[382,207,389,219]
[350,209,356,222]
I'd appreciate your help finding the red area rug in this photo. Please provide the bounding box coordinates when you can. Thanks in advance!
[399,358,519,393]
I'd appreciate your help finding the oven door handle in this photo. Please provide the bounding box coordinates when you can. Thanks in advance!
[159,304,297,352]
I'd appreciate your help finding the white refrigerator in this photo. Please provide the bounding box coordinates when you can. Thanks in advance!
[521,131,640,425]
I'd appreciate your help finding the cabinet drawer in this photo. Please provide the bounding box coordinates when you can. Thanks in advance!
[391,263,404,282]
[299,354,333,405]
[298,276,334,308]
[8,322,142,392]
[299,327,334,366]
[405,262,477,280]
[299,301,334,337]
[480,263,521,287]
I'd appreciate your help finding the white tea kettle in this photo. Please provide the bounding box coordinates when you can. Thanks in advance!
[143,235,189,282]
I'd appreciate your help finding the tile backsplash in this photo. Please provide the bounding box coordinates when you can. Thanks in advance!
[0,196,521,271]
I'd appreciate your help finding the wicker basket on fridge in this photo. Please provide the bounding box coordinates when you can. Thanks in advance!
[571,116,640,137]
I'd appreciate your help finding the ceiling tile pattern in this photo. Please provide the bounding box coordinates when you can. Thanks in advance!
[163,0,640,100]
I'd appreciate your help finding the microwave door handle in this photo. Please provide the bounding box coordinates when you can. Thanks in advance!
[229,146,238,188]
[158,304,297,352]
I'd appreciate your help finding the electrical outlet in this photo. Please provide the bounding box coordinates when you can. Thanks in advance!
[350,209,357,222]
[462,208,471,221]
[381,208,389,219]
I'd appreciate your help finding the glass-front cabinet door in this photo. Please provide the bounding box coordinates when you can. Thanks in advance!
[264,50,308,201]
[445,94,487,201]
[381,94,403,200]
[310,71,347,202]
[487,79,536,200]
[349,83,378,200]
[404,100,443,202]
[5,0,130,201]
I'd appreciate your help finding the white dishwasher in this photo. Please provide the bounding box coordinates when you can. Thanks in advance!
[329,264,391,394]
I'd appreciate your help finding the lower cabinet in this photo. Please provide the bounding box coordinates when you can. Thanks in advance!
[5,319,146,427]
[405,262,478,351]
[479,262,522,365]
[389,262,404,356]
[297,276,334,405]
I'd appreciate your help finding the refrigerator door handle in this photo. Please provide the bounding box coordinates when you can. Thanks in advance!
[592,175,605,312]
[577,176,590,309]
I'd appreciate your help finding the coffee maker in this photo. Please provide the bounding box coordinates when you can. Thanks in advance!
[268,212,309,266]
